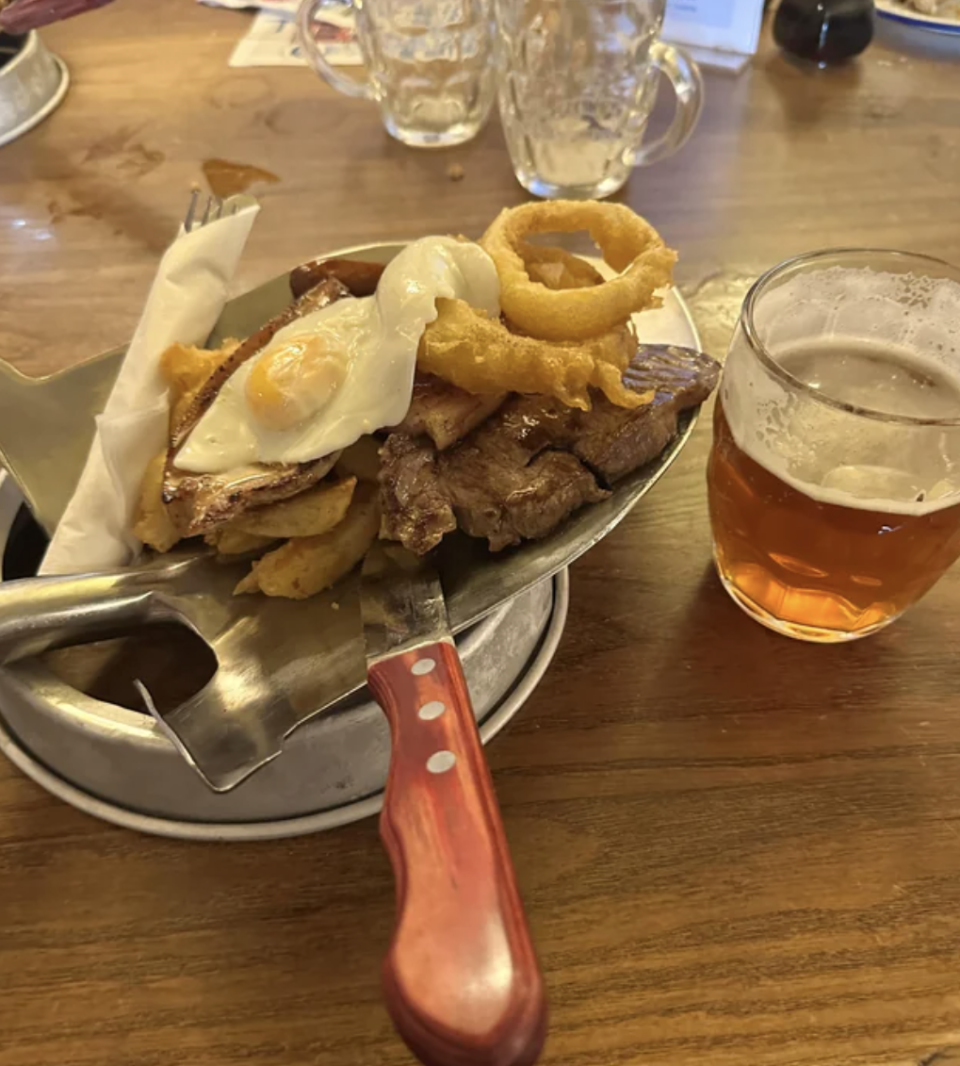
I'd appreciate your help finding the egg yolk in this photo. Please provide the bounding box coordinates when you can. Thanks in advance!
[246,334,348,432]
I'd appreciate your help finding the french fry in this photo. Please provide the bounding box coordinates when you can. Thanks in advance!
[334,435,382,483]
[133,452,181,552]
[204,528,277,556]
[235,484,379,599]
[160,339,239,429]
[234,477,356,539]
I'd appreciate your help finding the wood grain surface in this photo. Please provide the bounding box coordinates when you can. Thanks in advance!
[2,3,960,1065]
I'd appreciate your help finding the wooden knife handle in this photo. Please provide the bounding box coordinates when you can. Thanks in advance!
[367,640,547,1066]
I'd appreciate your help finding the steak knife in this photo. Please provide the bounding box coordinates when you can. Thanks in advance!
[360,542,547,1066]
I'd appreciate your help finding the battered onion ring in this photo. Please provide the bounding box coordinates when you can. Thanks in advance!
[480,201,676,342]
[419,298,651,411]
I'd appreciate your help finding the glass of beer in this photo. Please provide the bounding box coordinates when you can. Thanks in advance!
[708,249,960,642]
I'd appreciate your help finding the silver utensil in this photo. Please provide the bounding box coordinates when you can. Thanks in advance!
[0,351,122,536]
[360,543,547,1066]
[183,189,232,233]
[0,241,705,791]
[0,401,698,791]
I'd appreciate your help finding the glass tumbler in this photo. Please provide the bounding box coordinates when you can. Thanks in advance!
[708,249,960,643]
[494,0,703,199]
[298,0,497,148]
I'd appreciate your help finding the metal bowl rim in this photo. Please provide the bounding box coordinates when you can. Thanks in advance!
[0,569,569,840]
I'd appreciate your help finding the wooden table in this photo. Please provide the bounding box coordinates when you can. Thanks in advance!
[2,4,960,1065]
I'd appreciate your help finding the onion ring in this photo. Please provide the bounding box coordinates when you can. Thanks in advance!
[419,298,651,411]
[480,201,676,342]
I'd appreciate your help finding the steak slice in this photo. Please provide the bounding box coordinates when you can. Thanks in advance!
[379,343,720,554]
[439,442,608,551]
[379,433,457,555]
[397,374,506,451]
[163,455,340,538]
[574,345,721,483]
[382,396,607,553]
[437,392,600,550]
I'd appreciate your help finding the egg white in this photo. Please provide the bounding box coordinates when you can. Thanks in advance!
[174,236,500,475]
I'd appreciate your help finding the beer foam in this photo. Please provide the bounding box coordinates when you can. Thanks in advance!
[723,266,960,517]
[755,267,960,371]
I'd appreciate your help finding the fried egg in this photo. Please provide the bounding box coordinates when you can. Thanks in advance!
[174,236,500,475]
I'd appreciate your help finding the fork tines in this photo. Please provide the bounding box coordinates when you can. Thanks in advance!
[183,189,234,233]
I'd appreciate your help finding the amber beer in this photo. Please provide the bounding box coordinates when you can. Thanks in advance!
[709,395,960,639]
[710,249,960,640]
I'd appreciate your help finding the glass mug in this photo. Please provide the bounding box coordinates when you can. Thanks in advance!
[297,0,497,148]
[494,0,703,199]
[708,249,960,643]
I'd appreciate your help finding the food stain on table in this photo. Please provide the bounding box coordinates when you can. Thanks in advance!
[82,127,165,178]
[48,198,102,223]
[202,158,280,198]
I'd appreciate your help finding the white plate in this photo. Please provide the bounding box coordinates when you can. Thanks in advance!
[875,0,960,35]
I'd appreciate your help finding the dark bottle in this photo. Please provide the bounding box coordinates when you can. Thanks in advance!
[774,0,874,65]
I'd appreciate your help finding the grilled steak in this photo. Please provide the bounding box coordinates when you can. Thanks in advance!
[379,433,457,555]
[163,455,340,537]
[379,343,720,554]
[440,441,608,551]
[397,374,506,450]
[573,345,720,482]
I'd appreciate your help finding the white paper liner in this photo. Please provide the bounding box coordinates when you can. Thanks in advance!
[41,198,260,575]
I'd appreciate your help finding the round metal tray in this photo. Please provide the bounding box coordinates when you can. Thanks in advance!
[0,474,568,839]
[0,243,699,839]
[0,32,69,149]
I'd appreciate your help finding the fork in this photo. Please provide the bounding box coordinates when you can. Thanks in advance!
[183,188,224,233]
[0,189,244,536]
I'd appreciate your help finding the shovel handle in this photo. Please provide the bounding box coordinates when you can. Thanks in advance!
[368,639,547,1066]
[0,561,192,664]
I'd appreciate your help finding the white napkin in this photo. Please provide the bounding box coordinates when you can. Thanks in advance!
[41,198,261,575]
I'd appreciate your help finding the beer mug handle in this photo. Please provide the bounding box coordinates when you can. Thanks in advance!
[630,42,704,168]
[296,0,373,101]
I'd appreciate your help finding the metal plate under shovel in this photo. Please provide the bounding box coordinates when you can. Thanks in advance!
[0,474,569,839]
[0,241,701,834]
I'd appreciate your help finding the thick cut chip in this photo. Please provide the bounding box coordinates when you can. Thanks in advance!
[235,484,379,599]
[233,477,356,538]
[160,340,240,431]
[334,436,382,483]
[133,452,181,552]
[204,528,277,556]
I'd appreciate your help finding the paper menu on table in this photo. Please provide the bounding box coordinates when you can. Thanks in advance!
[663,0,765,60]
[230,8,362,68]
[211,0,362,69]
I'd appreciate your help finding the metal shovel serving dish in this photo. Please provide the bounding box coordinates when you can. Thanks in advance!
[0,242,706,792]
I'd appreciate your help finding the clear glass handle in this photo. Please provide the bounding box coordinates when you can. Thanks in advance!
[630,42,704,168]
[296,0,373,100]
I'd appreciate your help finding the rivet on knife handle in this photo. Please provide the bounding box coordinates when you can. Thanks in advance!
[369,640,547,1066]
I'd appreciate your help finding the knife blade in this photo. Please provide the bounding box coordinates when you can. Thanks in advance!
[360,542,547,1066]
